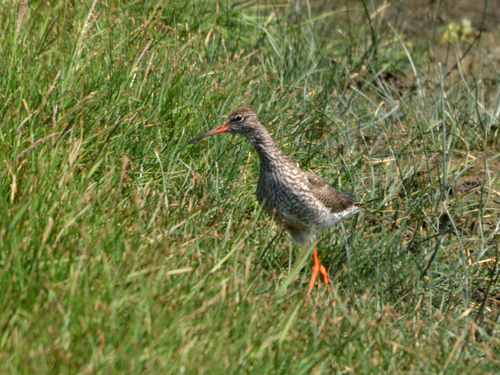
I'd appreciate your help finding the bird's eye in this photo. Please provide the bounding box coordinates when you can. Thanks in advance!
[234,115,244,122]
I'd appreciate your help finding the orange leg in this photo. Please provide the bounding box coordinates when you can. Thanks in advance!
[307,247,330,296]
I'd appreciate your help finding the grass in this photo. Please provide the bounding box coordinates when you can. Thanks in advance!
[1,0,500,373]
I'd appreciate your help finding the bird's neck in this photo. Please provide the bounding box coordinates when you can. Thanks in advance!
[245,125,290,167]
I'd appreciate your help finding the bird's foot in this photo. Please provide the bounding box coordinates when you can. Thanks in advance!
[305,247,330,305]
[319,264,330,291]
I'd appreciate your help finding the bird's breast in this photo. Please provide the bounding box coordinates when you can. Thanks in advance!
[256,168,317,229]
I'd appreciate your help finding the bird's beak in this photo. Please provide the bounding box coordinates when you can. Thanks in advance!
[188,123,229,144]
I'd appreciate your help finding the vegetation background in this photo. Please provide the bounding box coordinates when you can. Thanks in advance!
[1,0,499,373]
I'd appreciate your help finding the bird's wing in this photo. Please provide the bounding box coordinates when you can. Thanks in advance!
[303,171,360,213]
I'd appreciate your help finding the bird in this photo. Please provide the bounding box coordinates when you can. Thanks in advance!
[188,107,362,297]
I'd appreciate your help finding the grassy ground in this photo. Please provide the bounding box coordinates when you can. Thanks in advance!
[1,0,500,373]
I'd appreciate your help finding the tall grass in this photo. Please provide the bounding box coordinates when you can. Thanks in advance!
[0,0,499,373]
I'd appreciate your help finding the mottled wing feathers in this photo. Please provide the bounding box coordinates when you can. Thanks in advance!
[304,171,359,214]
[340,192,356,201]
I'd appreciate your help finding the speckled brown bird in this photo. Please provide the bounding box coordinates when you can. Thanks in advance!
[189,107,362,297]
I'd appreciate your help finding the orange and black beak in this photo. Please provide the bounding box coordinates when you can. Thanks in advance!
[188,123,229,144]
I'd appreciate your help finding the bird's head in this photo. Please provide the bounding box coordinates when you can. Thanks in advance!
[188,107,261,143]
